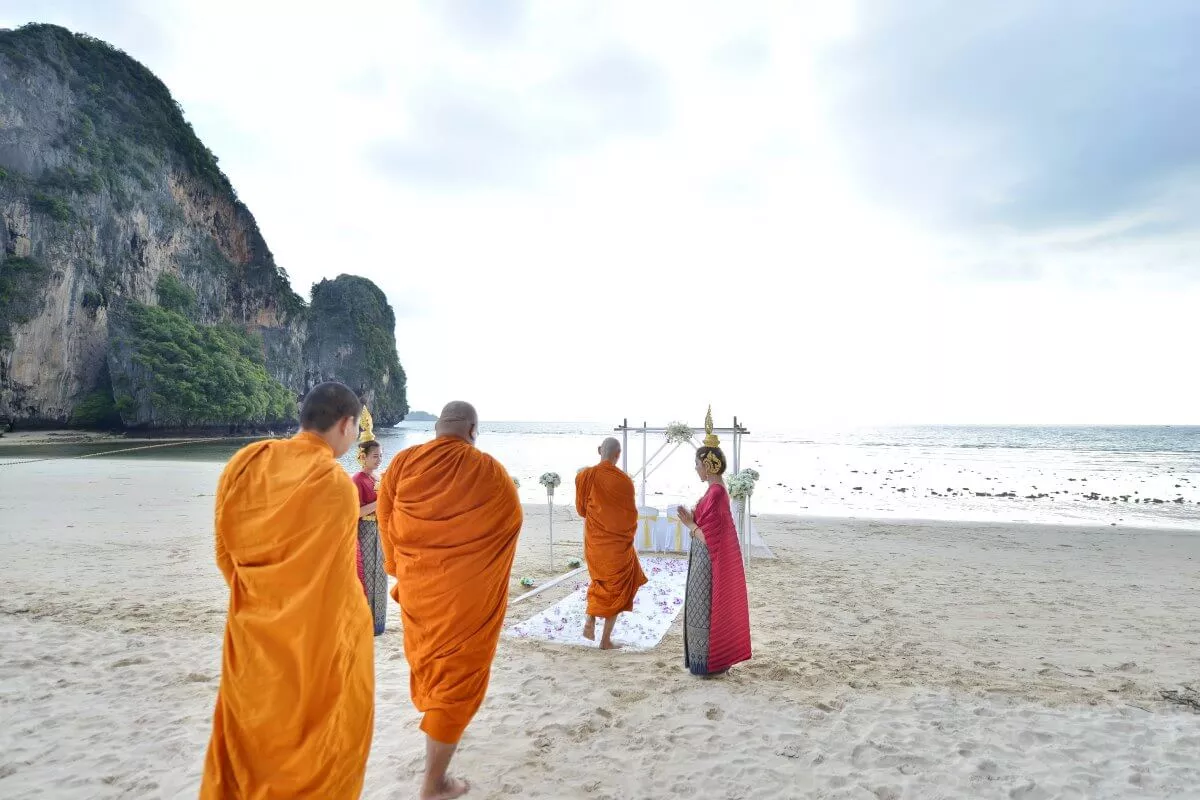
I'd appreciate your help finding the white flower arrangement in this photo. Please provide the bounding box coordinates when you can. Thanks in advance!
[742,468,760,481]
[539,472,561,491]
[727,469,759,500]
[665,421,694,444]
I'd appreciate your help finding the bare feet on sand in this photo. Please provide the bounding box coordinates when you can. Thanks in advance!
[599,639,623,650]
[582,619,596,641]
[422,776,470,799]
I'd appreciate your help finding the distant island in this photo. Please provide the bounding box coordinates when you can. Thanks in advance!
[404,411,437,422]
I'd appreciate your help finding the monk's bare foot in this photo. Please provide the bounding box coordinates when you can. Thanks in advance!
[421,776,469,800]
[582,619,596,641]
[599,639,623,650]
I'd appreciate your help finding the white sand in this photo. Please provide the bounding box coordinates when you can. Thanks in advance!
[2,458,1199,799]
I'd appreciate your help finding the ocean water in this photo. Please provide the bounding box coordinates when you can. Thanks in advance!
[391,422,1200,531]
[5,423,1198,530]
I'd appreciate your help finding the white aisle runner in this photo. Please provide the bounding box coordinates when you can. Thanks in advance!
[504,556,687,651]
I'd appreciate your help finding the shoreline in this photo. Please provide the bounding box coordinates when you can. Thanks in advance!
[0,429,277,447]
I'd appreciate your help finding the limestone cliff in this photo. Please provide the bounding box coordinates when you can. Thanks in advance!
[304,276,408,425]
[0,24,407,429]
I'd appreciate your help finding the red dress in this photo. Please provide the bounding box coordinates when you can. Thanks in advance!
[352,471,378,593]
[691,483,752,673]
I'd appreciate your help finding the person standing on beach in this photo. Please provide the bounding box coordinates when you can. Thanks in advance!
[676,407,752,676]
[353,408,388,636]
[200,382,374,800]
[576,437,647,649]
[377,401,523,800]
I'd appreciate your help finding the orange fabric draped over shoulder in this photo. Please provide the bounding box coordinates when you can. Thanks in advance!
[576,462,647,618]
[200,432,374,800]
[376,436,522,744]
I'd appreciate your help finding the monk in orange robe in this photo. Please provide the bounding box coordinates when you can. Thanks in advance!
[377,400,522,800]
[576,437,647,649]
[200,382,374,800]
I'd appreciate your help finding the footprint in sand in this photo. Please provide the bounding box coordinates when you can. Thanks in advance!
[1009,780,1052,799]
[110,657,148,669]
[608,688,649,704]
[704,705,724,721]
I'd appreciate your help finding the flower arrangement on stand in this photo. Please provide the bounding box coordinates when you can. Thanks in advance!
[539,472,561,493]
[727,469,758,500]
[727,469,760,566]
[539,472,561,569]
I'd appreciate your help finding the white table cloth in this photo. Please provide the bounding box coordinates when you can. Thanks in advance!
[634,508,691,553]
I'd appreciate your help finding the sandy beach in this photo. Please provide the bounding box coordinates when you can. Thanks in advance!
[2,458,1199,798]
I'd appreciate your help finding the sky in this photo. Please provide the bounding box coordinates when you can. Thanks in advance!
[5,0,1200,426]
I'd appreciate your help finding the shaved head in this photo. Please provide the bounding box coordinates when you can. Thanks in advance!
[599,437,621,462]
[435,401,479,443]
[298,381,361,457]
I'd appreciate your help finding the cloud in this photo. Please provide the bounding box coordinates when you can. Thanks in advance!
[823,0,1200,233]
[369,87,545,188]
[432,0,526,45]
[711,34,771,73]
[367,45,669,190]
[554,46,669,136]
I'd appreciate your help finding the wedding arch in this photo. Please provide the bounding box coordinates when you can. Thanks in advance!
[614,412,774,564]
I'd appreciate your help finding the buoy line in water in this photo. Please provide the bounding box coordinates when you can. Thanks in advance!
[0,436,263,467]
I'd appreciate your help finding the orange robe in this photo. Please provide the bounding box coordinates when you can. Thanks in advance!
[576,461,647,618]
[200,431,374,800]
[377,436,522,744]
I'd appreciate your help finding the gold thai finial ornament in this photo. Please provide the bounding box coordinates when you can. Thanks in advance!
[358,405,376,443]
[701,404,723,475]
[703,405,720,448]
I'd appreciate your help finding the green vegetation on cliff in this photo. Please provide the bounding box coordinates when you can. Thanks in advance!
[306,275,408,424]
[113,303,296,427]
[70,389,122,429]
[69,364,123,429]
[156,273,197,316]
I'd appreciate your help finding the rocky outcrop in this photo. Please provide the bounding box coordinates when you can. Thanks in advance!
[0,24,406,429]
[304,276,408,426]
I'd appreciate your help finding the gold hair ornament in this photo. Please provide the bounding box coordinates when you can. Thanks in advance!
[358,406,376,444]
[356,406,376,467]
[701,404,722,474]
[703,405,720,448]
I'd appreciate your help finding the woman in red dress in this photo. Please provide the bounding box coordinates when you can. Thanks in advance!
[353,439,386,635]
[676,415,751,676]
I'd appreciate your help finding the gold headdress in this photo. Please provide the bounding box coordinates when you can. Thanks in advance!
[702,405,720,448]
[700,405,723,475]
[358,405,376,443]
[356,406,376,467]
